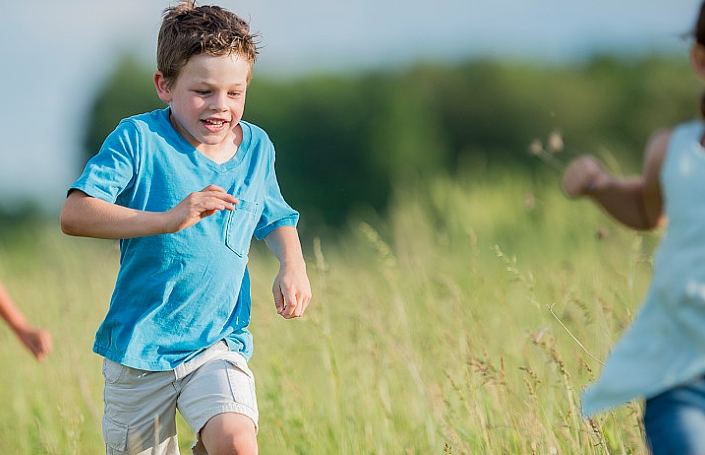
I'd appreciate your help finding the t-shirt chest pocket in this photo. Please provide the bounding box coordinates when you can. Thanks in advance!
[225,199,259,257]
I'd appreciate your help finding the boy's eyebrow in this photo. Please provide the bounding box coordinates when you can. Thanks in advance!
[191,79,248,87]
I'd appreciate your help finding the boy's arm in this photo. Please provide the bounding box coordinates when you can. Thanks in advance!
[264,225,311,319]
[561,129,670,230]
[60,185,238,239]
[0,281,53,361]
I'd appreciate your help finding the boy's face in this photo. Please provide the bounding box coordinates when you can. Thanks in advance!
[154,53,251,153]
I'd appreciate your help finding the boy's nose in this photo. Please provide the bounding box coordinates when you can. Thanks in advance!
[210,93,228,111]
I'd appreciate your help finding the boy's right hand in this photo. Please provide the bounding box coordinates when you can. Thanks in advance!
[165,184,238,233]
[561,156,608,197]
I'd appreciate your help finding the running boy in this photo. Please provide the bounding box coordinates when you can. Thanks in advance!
[60,2,311,454]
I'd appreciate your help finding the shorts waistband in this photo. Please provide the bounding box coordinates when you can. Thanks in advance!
[173,340,230,380]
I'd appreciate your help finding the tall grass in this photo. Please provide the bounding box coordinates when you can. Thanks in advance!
[0,170,655,454]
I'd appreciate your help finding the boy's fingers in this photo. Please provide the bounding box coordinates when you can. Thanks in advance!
[273,287,285,314]
[282,294,307,318]
[199,185,238,205]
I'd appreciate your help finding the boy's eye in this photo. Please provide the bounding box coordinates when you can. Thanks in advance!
[195,90,210,95]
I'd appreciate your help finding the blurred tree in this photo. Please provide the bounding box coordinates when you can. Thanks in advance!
[246,74,388,227]
[0,199,45,231]
[83,54,163,164]
[81,53,697,229]
[366,68,451,180]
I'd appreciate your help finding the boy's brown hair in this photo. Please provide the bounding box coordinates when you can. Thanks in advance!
[156,1,259,88]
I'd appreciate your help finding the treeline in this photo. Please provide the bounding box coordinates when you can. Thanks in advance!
[81,54,700,229]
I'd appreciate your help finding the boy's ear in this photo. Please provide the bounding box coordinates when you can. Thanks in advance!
[691,44,705,81]
[154,71,173,103]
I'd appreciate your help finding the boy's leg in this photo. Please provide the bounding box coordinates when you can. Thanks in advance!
[177,352,258,455]
[102,359,180,455]
[199,413,257,455]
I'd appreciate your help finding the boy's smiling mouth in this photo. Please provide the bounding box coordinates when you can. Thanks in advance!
[203,118,228,126]
[202,117,230,132]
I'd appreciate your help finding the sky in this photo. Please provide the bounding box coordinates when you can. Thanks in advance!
[0,0,702,215]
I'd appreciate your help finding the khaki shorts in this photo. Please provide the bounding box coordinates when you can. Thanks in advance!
[102,341,258,455]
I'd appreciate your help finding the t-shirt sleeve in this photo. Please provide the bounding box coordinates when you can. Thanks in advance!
[70,119,139,204]
[253,141,299,240]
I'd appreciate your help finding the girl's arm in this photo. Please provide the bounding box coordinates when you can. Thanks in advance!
[264,225,312,319]
[60,185,238,239]
[561,128,670,230]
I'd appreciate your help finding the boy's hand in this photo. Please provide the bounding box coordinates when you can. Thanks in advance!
[264,226,312,319]
[165,184,238,233]
[562,155,609,197]
[272,261,311,319]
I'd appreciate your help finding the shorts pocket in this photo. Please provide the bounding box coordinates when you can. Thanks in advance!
[225,354,255,380]
[103,415,128,453]
[225,199,259,257]
[224,354,258,421]
[102,359,127,385]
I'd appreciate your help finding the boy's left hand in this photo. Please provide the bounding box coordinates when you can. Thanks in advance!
[272,262,311,319]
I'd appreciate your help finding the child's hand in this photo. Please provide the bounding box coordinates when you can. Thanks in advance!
[272,262,311,319]
[264,226,312,319]
[165,185,238,233]
[562,156,608,197]
[17,327,53,362]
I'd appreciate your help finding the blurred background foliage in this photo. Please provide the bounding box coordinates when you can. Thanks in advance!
[71,53,699,232]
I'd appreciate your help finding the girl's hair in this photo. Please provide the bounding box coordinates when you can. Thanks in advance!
[696,1,705,45]
[156,1,260,88]
[695,1,705,116]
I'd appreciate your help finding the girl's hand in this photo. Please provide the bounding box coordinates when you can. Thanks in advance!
[562,155,609,197]
[17,327,53,362]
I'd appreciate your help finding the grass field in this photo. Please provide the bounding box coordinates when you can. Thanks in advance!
[0,169,656,454]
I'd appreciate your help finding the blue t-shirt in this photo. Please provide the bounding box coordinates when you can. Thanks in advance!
[70,107,298,370]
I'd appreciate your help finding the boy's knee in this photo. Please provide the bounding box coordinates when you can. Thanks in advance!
[199,413,257,455]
